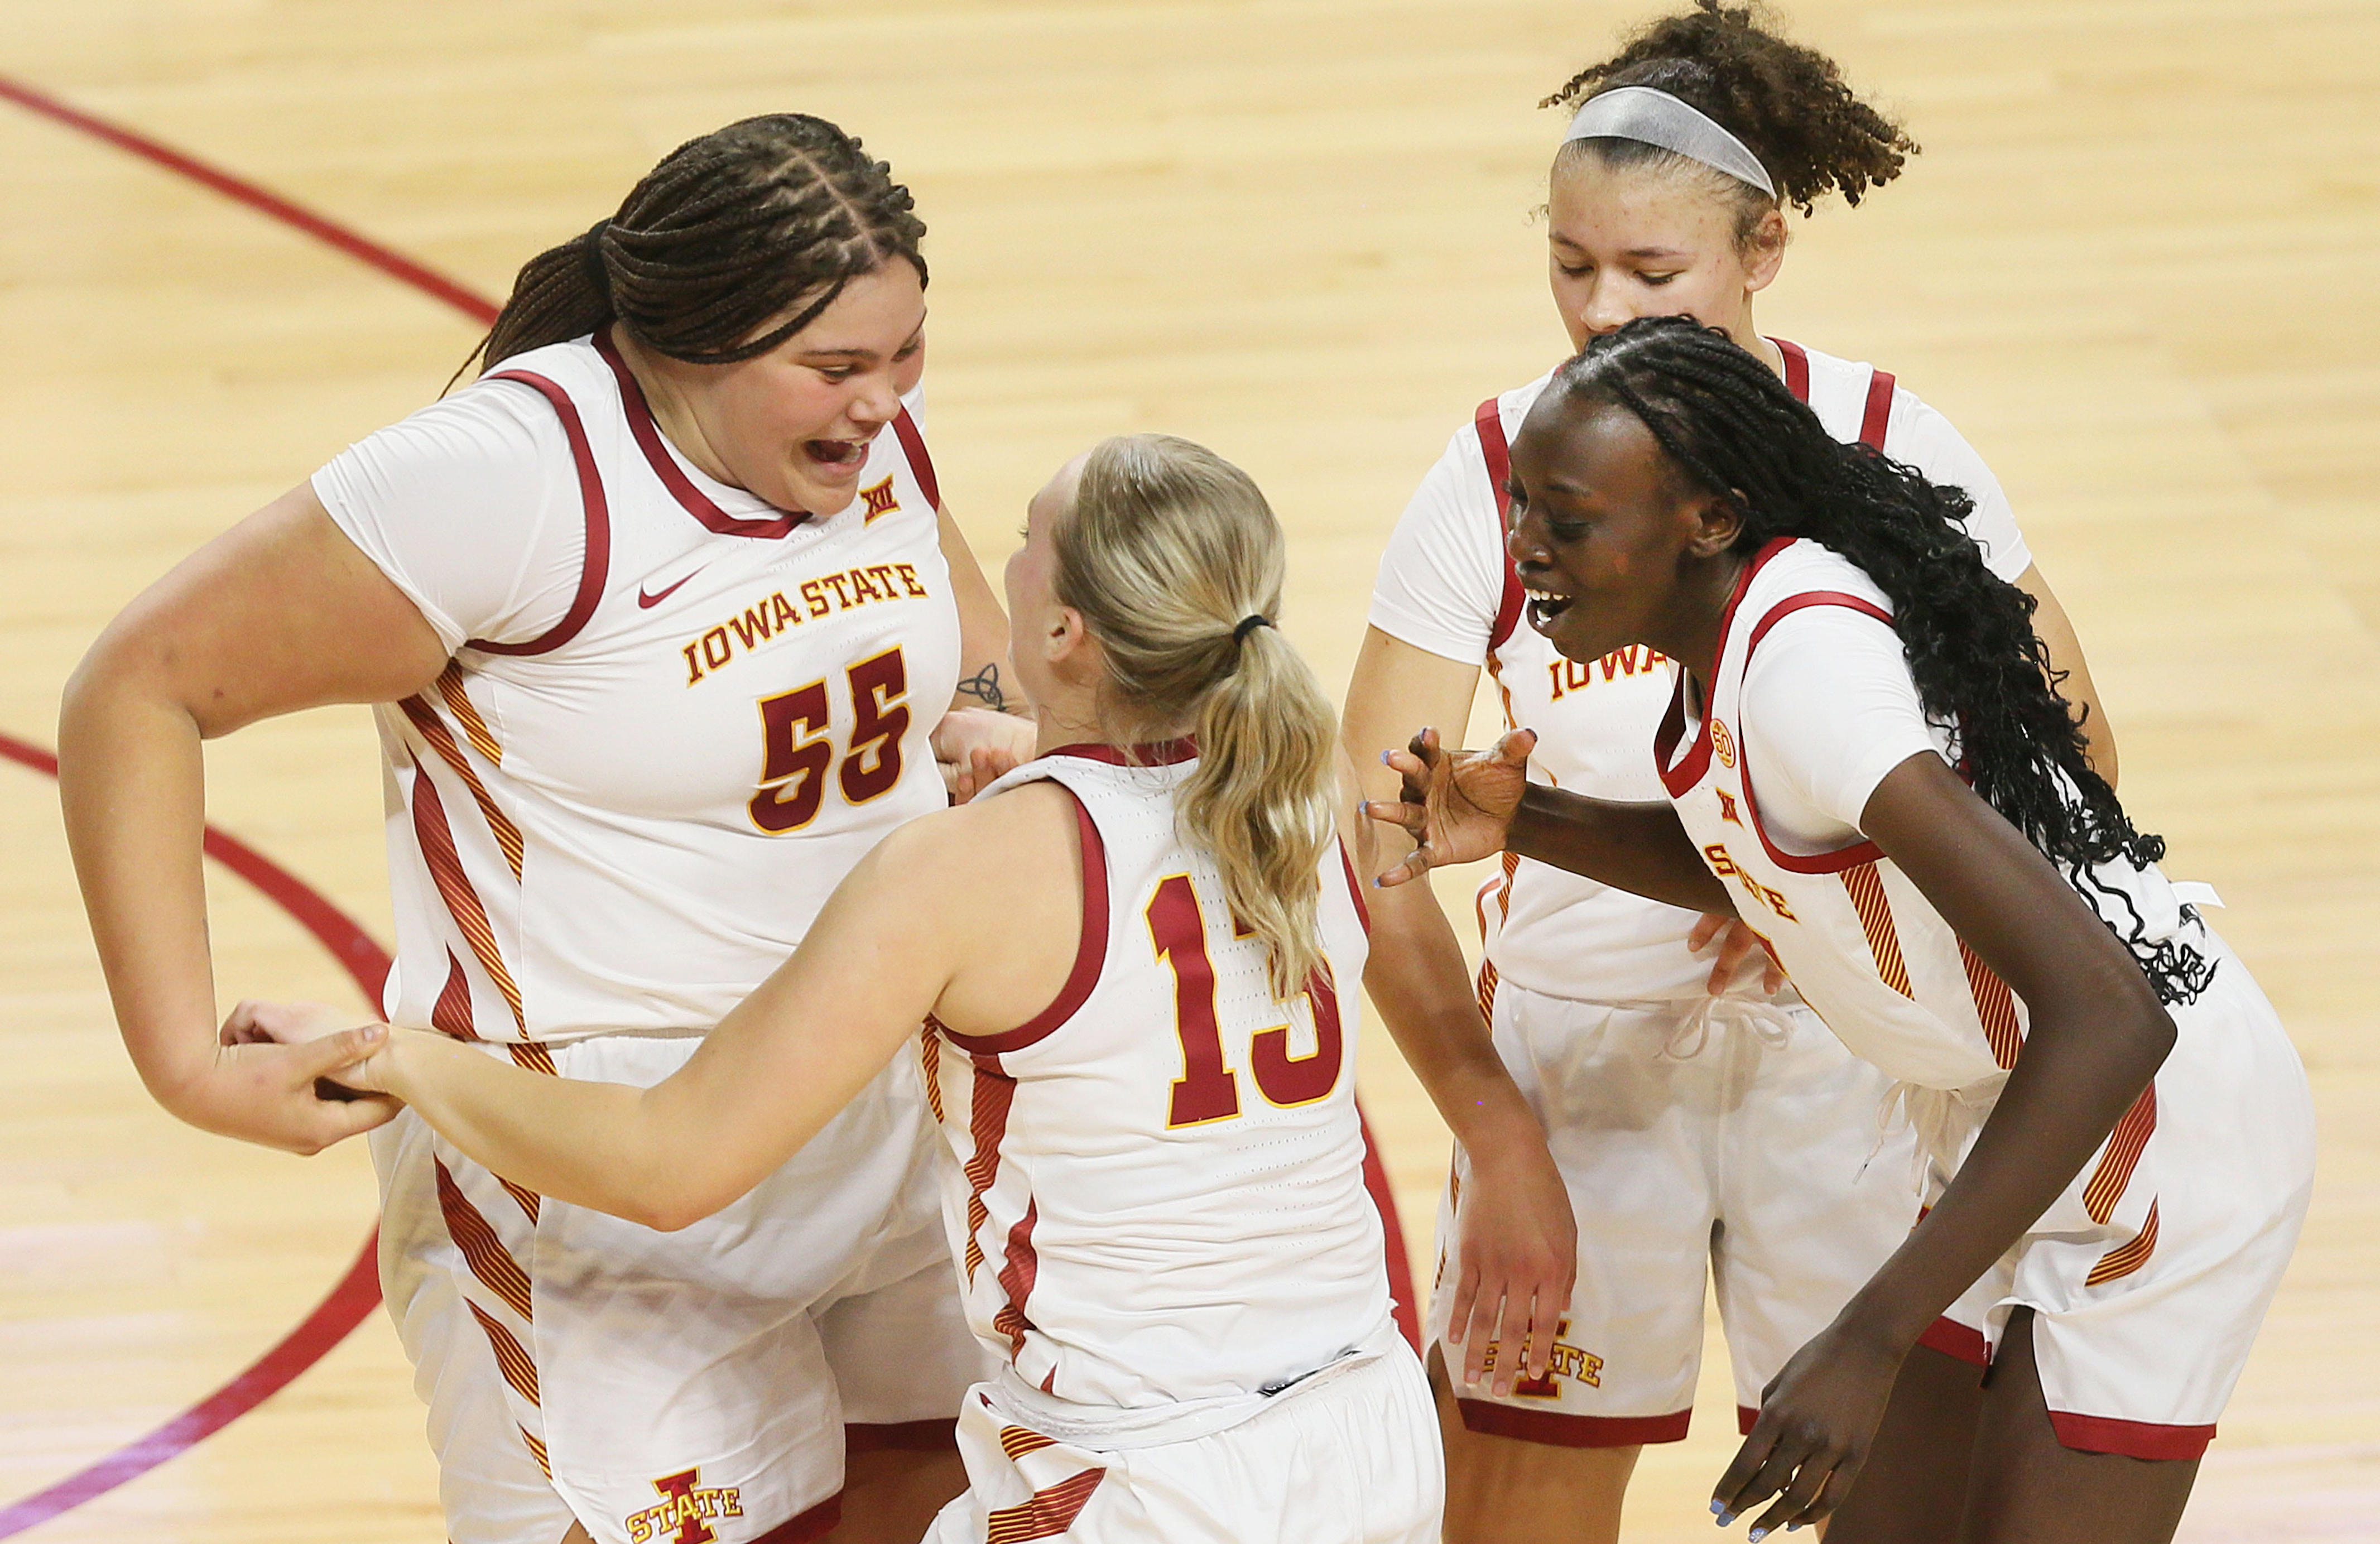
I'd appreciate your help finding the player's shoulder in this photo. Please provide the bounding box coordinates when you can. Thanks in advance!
[1415,367,1560,503]
[879,774,1077,873]
[864,777,1083,941]
[1479,367,1561,440]
[1778,336,1959,433]
[324,355,590,499]
[1779,336,1870,385]
[472,334,611,394]
[1748,537,1893,617]
[390,338,611,451]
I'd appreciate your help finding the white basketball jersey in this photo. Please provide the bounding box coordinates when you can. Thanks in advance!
[1465,340,2033,1007]
[922,744,1391,1408]
[345,332,960,1049]
[1657,536,2191,1230]
[1657,537,2191,1087]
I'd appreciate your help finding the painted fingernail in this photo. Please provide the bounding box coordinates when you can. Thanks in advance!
[1715,1512,1737,1528]
[1748,1530,1767,1543]
[1710,1501,1727,1517]
[1379,750,1392,764]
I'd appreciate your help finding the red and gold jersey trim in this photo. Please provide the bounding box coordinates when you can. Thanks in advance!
[400,692,525,881]
[959,1060,1018,1282]
[466,1299,540,1406]
[984,1466,1104,1544]
[1958,941,2025,1070]
[1839,860,1914,998]
[2086,1197,2160,1286]
[408,765,527,1032]
[992,1199,1042,1357]
[434,1156,534,1322]
[2084,1085,2158,1226]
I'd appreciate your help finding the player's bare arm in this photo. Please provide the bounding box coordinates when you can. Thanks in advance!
[930,499,1038,799]
[2017,564,2117,786]
[935,502,1021,714]
[1342,627,1577,1394]
[325,778,1085,1229]
[1710,749,2175,1535]
[56,484,443,1152]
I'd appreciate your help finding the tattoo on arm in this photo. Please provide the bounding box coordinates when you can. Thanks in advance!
[955,662,1009,714]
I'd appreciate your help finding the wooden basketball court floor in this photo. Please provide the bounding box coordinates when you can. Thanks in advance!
[1,1,2374,1538]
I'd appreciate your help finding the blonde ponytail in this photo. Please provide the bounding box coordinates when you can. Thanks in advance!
[1052,436,1341,1001]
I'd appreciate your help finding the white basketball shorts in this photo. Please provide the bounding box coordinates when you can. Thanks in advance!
[1428,983,1919,1446]
[371,1032,994,1544]
[1925,923,2314,1460]
[926,1327,1440,1543]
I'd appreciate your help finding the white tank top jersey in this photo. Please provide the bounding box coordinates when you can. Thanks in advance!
[922,745,1391,1411]
[1368,339,2036,1005]
[313,329,961,1048]
[1657,536,2190,1127]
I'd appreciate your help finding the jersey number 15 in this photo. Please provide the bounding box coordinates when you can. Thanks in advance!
[1147,873,1345,1127]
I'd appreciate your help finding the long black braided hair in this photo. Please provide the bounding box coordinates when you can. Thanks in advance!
[1552,316,2211,1004]
[460,113,926,378]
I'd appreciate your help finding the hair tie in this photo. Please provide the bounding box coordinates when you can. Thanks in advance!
[578,219,613,297]
[1233,614,1274,644]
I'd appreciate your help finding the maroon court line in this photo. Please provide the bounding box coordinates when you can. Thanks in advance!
[0,72,1424,1522]
[0,74,498,327]
[0,730,392,1539]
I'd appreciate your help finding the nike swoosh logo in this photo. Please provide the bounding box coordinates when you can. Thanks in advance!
[637,568,706,609]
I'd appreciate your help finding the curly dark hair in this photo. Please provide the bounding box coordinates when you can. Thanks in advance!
[1549,317,2211,1006]
[1544,1,1917,238]
[463,113,926,377]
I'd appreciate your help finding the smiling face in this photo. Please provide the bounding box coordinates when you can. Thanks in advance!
[672,258,928,514]
[1546,149,1784,357]
[1506,387,1741,668]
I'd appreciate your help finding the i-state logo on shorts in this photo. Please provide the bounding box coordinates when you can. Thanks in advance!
[624,1467,743,1544]
[1478,1317,1605,1397]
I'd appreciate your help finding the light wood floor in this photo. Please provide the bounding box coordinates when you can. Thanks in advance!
[3,2,2376,1538]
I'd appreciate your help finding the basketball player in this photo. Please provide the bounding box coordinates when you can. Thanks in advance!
[1341,8,2121,1537]
[57,116,1032,1544]
[1372,317,2313,1543]
[244,435,1444,1544]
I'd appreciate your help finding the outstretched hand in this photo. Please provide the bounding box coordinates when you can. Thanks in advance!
[1362,727,1535,886]
[1711,1315,1905,1537]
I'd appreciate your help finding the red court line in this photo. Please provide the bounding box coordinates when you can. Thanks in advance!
[0,73,1428,1517]
[0,74,498,327]
[0,1238,383,1540]
[0,730,391,1538]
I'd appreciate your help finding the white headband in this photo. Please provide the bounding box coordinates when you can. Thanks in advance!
[1562,85,1777,200]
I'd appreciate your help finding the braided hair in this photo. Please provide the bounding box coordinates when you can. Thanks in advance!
[1551,317,2211,1004]
[464,114,926,376]
[1544,1,1917,245]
